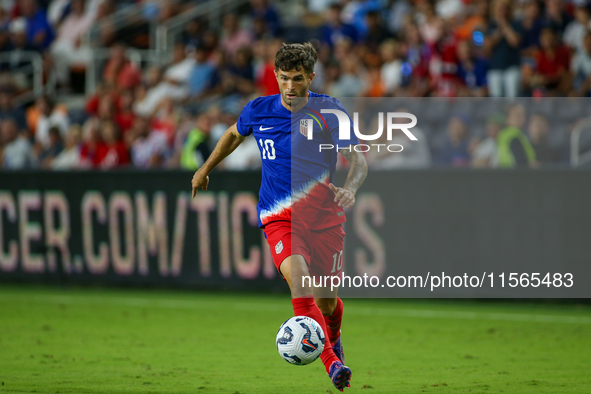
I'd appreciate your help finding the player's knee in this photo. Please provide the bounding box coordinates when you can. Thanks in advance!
[282,255,314,298]
[290,274,314,298]
[315,298,337,316]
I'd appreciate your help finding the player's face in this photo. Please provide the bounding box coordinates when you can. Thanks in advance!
[275,69,315,108]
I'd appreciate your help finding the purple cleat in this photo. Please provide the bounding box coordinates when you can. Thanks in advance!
[328,361,352,392]
[333,336,345,364]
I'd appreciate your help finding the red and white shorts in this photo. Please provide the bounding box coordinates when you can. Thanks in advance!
[263,220,345,278]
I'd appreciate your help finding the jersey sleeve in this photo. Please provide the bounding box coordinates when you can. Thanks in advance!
[236,100,255,137]
[327,98,359,147]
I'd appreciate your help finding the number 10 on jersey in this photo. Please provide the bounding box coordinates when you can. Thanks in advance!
[259,139,276,160]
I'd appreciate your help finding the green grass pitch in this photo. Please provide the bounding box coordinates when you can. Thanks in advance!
[0,286,590,393]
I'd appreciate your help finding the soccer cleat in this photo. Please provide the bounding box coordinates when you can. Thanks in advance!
[333,335,345,364]
[328,361,352,392]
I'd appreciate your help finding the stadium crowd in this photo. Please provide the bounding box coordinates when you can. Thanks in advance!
[0,0,590,170]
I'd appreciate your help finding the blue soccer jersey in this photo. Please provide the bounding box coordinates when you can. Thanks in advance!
[236,92,359,229]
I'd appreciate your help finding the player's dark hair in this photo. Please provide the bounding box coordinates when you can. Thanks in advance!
[274,42,318,75]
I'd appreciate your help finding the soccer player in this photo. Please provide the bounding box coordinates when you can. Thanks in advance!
[191,42,367,392]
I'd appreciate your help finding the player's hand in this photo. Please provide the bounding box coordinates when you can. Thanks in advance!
[329,183,355,209]
[191,171,209,197]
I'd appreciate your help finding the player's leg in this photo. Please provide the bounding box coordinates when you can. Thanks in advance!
[310,224,346,350]
[308,223,349,389]
[314,292,344,363]
[265,220,350,391]
[280,254,341,370]
[280,255,351,391]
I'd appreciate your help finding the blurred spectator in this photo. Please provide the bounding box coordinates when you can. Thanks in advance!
[388,0,412,35]
[308,0,338,15]
[526,28,571,95]
[85,83,116,116]
[94,120,129,168]
[187,44,219,100]
[3,18,37,90]
[151,97,178,145]
[485,0,522,97]
[52,124,82,169]
[321,4,359,47]
[115,89,135,135]
[363,10,392,50]
[133,66,167,116]
[21,0,53,50]
[436,0,465,20]
[472,112,504,168]
[379,39,402,95]
[167,115,194,168]
[252,17,270,41]
[528,113,557,165]
[563,5,591,52]
[570,31,591,96]
[50,0,94,86]
[223,46,255,96]
[180,113,212,170]
[93,0,116,46]
[0,12,10,51]
[95,94,116,122]
[129,116,168,168]
[182,18,207,50]
[1,117,36,168]
[79,118,102,166]
[519,0,544,56]
[0,5,11,28]
[417,1,443,46]
[542,0,571,35]
[135,46,196,117]
[0,86,27,131]
[250,0,280,37]
[328,54,364,97]
[37,125,63,167]
[456,40,488,96]
[436,114,471,167]
[220,13,253,61]
[403,22,432,95]
[162,42,195,98]
[497,104,536,167]
[340,0,380,37]
[103,43,142,91]
[83,94,115,142]
[255,39,281,96]
[365,65,385,97]
[432,23,461,97]
[455,0,488,41]
[6,17,36,51]
[201,29,220,58]
[47,0,70,27]
[29,95,69,149]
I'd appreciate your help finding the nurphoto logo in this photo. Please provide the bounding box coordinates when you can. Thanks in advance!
[302,110,418,152]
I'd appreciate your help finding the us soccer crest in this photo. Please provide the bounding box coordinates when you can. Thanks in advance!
[299,119,313,138]
[275,240,284,254]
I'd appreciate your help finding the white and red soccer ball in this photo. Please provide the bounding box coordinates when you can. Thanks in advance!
[276,316,325,365]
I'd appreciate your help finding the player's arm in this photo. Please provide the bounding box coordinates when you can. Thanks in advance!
[191,123,246,197]
[329,148,368,209]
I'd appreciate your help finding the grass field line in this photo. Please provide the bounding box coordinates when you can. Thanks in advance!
[5,293,591,325]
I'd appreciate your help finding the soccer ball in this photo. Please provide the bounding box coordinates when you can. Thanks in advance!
[276,316,325,365]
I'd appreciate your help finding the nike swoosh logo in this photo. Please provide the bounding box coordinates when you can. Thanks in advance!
[302,338,317,350]
[259,126,274,131]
